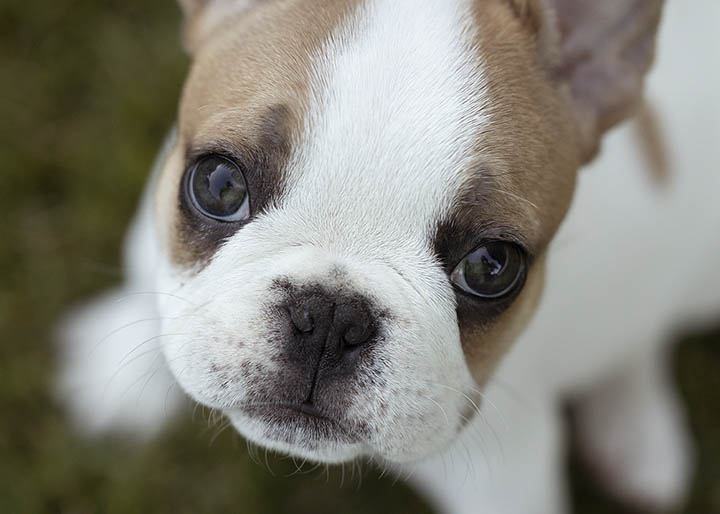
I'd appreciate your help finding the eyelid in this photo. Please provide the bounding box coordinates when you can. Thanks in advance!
[472,228,531,255]
[186,147,244,170]
[184,139,256,170]
[448,232,531,273]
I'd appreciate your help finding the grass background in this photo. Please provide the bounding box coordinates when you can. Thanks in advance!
[0,1,718,512]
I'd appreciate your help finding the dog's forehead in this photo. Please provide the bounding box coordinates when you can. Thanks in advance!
[168,0,580,267]
[282,0,488,240]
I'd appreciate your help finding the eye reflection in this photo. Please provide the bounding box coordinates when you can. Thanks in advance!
[187,155,250,221]
[451,242,526,299]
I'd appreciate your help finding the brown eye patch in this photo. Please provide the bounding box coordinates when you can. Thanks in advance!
[163,0,366,271]
[173,104,294,268]
[434,215,533,323]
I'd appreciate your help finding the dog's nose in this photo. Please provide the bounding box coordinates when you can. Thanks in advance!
[278,287,380,405]
[286,291,376,355]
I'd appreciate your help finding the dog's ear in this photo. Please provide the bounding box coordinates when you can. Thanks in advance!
[553,0,664,161]
[512,0,664,161]
[178,0,264,54]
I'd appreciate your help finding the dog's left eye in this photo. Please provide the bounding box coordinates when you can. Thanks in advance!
[450,242,526,299]
[186,155,250,221]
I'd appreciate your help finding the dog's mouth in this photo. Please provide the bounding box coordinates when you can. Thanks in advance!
[238,402,361,446]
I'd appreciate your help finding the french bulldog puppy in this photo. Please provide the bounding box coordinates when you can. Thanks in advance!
[58,0,720,512]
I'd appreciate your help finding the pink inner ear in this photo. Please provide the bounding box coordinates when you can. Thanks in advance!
[548,0,663,156]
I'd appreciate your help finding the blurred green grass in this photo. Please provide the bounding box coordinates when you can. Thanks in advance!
[0,1,717,513]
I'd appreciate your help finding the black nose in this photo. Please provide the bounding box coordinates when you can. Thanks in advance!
[286,290,376,355]
[276,285,380,407]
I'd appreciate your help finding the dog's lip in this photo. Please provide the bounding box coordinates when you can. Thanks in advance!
[239,402,359,442]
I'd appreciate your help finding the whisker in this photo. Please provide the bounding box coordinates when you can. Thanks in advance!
[136,364,163,408]
[164,380,179,417]
[487,375,537,413]
[192,401,203,424]
[426,396,451,428]
[377,462,389,480]
[460,412,492,476]
[117,333,186,368]
[90,299,206,357]
[264,447,275,476]
[284,455,307,478]
[111,352,165,405]
[101,334,187,398]
[304,461,322,476]
[433,381,510,433]
[113,290,199,307]
[462,384,511,433]
[246,439,261,466]
[90,317,167,356]
[210,420,232,446]
[421,380,507,461]
[354,460,363,492]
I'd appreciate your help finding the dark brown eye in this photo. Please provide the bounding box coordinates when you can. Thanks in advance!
[450,242,526,299]
[186,155,250,221]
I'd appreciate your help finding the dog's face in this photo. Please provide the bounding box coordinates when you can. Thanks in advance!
[152,0,662,463]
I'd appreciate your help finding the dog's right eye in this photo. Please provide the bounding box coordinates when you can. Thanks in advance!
[186,155,250,222]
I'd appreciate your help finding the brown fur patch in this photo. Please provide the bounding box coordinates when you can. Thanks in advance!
[442,0,581,380]
[468,0,580,241]
[172,104,295,265]
[451,0,662,381]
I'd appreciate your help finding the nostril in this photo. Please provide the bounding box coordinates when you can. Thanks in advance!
[342,321,372,347]
[331,300,376,351]
[289,306,314,334]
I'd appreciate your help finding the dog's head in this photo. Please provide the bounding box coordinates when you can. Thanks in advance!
[153,0,662,463]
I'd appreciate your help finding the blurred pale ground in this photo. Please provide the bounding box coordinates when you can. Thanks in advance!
[0,1,717,513]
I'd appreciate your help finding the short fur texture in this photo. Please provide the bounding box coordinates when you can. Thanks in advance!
[57,0,720,512]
